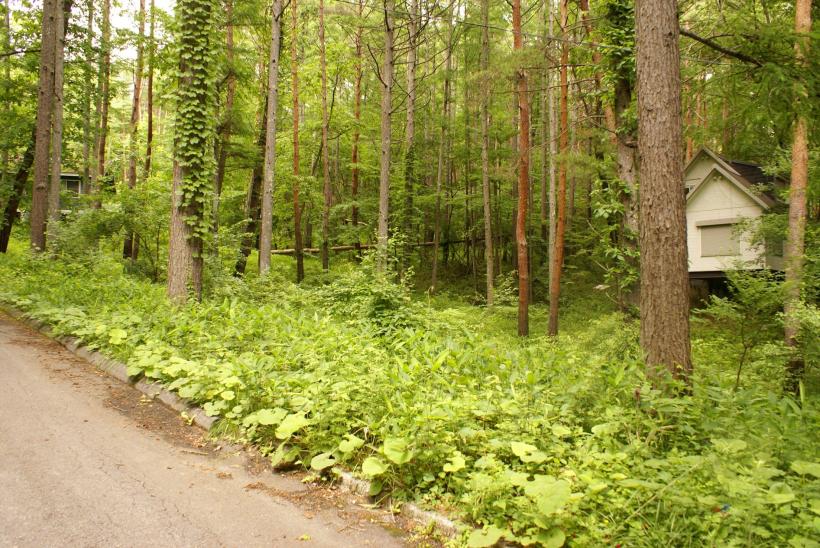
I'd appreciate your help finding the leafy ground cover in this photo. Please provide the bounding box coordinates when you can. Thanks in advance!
[0,244,818,547]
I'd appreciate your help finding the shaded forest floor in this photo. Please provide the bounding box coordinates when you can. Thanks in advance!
[1,238,818,547]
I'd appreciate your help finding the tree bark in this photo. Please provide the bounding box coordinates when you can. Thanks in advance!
[402,0,418,276]
[350,0,363,253]
[319,0,331,271]
[548,0,569,336]
[30,0,58,251]
[376,0,394,271]
[635,0,691,383]
[431,7,452,293]
[167,0,214,302]
[81,0,93,193]
[0,129,35,253]
[47,0,70,223]
[235,100,268,276]
[291,0,304,282]
[783,0,811,391]
[123,0,146,260]
[1,0,9,193]
[258,0,283,275]
[212,0,236,237]
[91,0,111,207]
[513,0,529,336]
[143,0,155,179]
[480,0,494,306]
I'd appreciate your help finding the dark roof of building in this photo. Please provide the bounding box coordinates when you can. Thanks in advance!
[719,155,787,207]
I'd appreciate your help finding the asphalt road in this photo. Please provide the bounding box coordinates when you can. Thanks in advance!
[0,312,406,548]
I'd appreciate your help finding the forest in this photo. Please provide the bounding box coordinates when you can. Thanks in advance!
[0,0,818,545]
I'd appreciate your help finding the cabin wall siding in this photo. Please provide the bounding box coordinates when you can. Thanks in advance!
[687,173,765,272]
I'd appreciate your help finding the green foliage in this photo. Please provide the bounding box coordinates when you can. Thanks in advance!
[697,270,786,390]
[1,249,818,546]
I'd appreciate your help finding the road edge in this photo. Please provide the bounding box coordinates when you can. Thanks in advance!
[0,304,465,540]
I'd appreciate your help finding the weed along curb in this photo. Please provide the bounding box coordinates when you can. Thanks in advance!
[1,305,464,541]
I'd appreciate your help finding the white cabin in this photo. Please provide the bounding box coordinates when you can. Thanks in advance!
[684,148,784,278]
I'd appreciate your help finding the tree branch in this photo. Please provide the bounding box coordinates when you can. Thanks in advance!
[680,28,762,67]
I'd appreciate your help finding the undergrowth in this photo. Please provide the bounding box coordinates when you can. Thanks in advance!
[0,246,818,547]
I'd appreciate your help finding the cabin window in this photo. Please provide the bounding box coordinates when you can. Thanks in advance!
[701,224,739,257]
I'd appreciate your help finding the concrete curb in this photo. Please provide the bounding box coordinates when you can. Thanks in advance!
[1,305,216,432]
[1,304,465,540]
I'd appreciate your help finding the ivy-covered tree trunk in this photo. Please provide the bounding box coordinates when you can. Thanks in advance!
[167,0,215,302]
[635,0,692,384]
[30,0,58,251]
[259,0,282,276]
[783,0,811,391]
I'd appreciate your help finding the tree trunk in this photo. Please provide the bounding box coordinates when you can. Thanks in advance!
[92,0,111,206]
[143,0,155,179]
[480,0,494,306]
[258,0,283,275]
[319,0,331,271]
[47,0,70,223]
[402,0,418,276]
[430,10,452,293]
[212,0,236,237]
[350,0,363,253]
[81,0,93,193]
[1,0,9,193]
[0,129,36,253]
[123,0,146,260]
[167,0,214,303]
[513,0,529,336]
[291,0,304,282]
[30,0,58,251]
[235,101,268,276]
[548,0,569,336]
[376,0,394,271]
[635,0,691,383]
[783,0,811,391]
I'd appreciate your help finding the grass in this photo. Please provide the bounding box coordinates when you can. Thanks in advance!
[0,239,817,547]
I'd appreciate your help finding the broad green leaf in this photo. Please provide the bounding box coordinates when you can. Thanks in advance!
[511,441,547,464]
[766,483,795,505]
[108,328,127,345]
[524,475,572,515]
[220,390,235,401]
[383,437,413,465]
[338,434,365,454]
[275,413,310,439]
[443,451,466,473]
[551,424,572,437]
[711,438,748,454]
[361,456,388,477]
[791,461,820,478]
[467,525,505,547]
[310,452,336,471]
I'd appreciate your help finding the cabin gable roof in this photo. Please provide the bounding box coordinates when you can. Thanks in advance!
[684,147,780,209]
